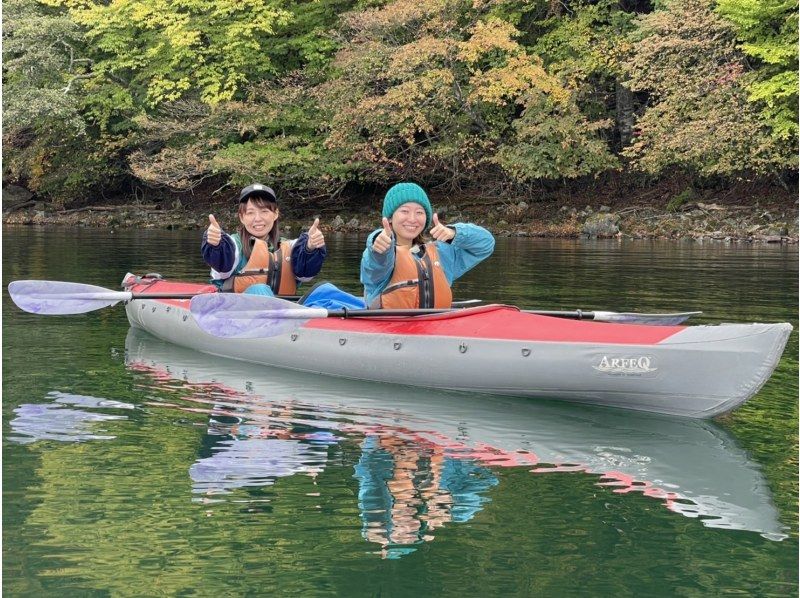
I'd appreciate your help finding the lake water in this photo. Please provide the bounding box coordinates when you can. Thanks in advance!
[3,226,798,596]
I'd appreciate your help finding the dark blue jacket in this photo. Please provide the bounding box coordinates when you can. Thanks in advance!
[201,231,327,286]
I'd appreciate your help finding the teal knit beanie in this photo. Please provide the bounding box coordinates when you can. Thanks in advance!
[382,183,433,229]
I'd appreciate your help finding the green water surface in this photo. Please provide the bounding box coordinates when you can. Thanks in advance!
[3,226,797,596]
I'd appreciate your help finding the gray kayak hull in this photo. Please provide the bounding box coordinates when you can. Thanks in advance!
[124,296,791,418]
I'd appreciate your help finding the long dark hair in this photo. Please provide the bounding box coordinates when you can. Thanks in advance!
[238,196,281,258]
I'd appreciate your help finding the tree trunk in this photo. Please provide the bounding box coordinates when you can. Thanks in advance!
[616,81,635,148]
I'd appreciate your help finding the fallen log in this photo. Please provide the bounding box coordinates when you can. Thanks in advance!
[4,200,36,213]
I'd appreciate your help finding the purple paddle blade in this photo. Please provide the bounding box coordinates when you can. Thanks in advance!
[190,293,329,339]
[8,280,132,315]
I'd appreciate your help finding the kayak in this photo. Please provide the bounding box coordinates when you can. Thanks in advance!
[124,327,786,539]
[122,274,792,418]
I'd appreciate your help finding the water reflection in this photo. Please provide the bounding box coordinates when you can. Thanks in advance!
[190,411,335,500]
[123,328,787,549]
[9,391,134,444]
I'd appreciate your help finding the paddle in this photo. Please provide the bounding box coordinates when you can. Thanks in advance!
[7,280,484,316]
[8,280,177,315]
[189,294,700,339]
[8,280,699,335]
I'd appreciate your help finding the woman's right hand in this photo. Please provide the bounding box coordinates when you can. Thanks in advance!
[206,214,222,246]
[372,217,393,254]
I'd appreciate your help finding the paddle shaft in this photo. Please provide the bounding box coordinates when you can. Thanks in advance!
[130,293,205,300]
[126,293,479,306]
[323,307,639,320]
[139,295,693,322]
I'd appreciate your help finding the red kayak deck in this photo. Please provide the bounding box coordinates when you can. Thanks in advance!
[305,305,684,345]
[127,278,685,345]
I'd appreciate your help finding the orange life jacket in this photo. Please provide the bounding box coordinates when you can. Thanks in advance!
[376,242,452,309]
[223,239,297,295]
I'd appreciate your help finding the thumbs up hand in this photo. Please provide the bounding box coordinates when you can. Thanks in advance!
[372,217,394,254]
[207,214,223,246]
[429,213,455,242]
[306,217,325,250]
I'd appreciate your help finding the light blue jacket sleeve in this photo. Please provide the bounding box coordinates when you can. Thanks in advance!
[360,230,396,305]
[359,223,495,306]
[435,223,495,285]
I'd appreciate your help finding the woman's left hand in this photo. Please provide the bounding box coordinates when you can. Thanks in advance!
[429,213,455,242]
[306,218,326,250]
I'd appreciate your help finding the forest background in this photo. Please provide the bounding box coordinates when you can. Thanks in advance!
[2,0,798,239]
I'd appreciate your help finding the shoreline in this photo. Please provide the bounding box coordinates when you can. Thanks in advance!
[4,198,797,244]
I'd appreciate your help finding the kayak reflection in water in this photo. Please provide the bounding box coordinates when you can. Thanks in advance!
[360,182,495,309]
[354,434,499,559]
[201,183,328,297]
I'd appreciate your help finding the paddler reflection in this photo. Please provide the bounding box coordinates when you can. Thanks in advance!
[354,433,498,558]
[126,331,502,555]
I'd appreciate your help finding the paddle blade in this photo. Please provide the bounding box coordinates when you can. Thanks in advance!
[8,280,132,315]
[190,293,329,339]
[592,311,701,326]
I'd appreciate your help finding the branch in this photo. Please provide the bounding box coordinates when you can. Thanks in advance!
[63,73,94,94]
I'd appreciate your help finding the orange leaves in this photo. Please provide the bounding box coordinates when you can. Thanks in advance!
[342,0,451,41]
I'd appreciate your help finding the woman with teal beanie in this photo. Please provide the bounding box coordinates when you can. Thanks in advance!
[360,182,495,309]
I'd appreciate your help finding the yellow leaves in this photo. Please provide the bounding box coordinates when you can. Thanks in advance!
[458,18,520,64]
[321,0,588,180]
[343,0,449,39]
[456,18,572,106]
[39,0,95,10]
[148,76,193,106]
[389,37,454,77]
[469,55,570,106]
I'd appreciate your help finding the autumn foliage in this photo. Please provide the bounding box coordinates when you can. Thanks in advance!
[2,0,796,203]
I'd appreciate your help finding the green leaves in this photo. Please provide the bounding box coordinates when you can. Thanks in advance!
[493,95,618,181]
[45,0,294,106]
[317,0,613,185]
[620,0,796,178]
[716,0,798,141]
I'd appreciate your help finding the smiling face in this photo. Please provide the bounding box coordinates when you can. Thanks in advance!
[390,202,427,246]
[238,197,279,239]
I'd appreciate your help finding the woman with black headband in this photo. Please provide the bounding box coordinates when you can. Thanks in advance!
[201,183,327,296]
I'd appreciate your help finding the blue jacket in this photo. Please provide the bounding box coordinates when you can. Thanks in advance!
[201,231,327,287]
[360,222,495,306]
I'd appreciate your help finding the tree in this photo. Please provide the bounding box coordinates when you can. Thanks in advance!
[531,0,641,148]
[715,0,799,141]
[129,79,354,194]
[41,0,295,108]
[620,0,795,179]
[2,0,126,202]
[317,0,616,187]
